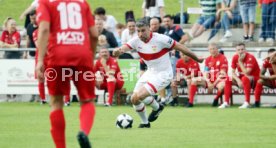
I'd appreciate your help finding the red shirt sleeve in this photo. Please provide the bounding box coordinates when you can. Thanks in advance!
[231,55,238,69]
[36,0,50,24]
[85,1,95,27]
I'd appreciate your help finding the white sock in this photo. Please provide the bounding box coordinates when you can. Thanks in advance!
[143,96,159,111]
[133,103,148,124]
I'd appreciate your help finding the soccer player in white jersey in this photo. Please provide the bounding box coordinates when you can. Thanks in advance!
[113,19,203,128]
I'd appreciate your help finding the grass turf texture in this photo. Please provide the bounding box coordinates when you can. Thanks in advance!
[0,103,275,148]
[0,0,261,26]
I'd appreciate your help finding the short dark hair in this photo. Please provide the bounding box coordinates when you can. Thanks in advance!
[29,9,36,15]
[268,48,276,53]
[163,14,173,20]
[236,42,245,47]
[94,7,106,15]
[136,19,149,28]
[126,18,135,23]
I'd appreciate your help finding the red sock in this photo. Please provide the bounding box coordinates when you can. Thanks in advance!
[107,81,116,105]
[241,76,251,103]
[189,84,197,104]
[214,90,222,100]
[50,110,66,148]
[80,102,95,135]
[254,82,263,102]
[224,76,232,104]
[38,82,45,101]
[64,95,70,103]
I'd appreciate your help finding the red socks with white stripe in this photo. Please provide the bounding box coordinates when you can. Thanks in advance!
[134,103,148,124]
[49,110,66,148]
[80,102,95,135]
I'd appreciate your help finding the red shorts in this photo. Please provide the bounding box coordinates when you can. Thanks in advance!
[239,76,259,88]
[99,79,124,91]
[46,66,95,101]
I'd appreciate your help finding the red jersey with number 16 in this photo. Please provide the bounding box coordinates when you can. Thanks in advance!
[36,0,95,67]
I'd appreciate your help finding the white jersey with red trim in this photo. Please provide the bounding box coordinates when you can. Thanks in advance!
[126,32,176,73]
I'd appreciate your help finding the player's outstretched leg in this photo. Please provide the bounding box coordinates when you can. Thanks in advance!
[131,93,151,128]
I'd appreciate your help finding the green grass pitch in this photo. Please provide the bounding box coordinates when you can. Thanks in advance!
[0,103,275,148]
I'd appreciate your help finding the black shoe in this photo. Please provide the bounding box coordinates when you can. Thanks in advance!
[253,101,260,108]
[243,35,249,42]
[77,131,91,148]
[212,99,219,107]
[138,123,151,128]
[186,103,193,108]
[148,104,164,122]
[41,100,47,105]
[170,97,179,106]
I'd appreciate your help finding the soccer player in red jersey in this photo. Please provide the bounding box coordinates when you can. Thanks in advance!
[94,48,124,106]
[170,52,202,106]
[254,48,276,107]
[231,43,260,109]
[188,43,232,108]
[36,0,98,147]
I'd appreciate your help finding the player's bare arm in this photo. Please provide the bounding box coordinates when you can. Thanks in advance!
[113,44,132,57]
[36,21,50,82]
[174,42,204,63]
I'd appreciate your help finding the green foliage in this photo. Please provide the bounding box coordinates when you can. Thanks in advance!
[0,103,275,148]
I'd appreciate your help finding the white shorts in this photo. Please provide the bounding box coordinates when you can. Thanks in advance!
[134,70,173,95]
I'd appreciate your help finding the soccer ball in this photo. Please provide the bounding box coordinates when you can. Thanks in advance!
[116,113,133,129]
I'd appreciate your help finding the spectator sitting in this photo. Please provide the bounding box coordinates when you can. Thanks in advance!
[24,9,38,59]
[218,0,242,42]
[94,48,125,106]
[150,17,166,34]
[115,23,126,46]
[95,19,118,48]
[142,0,165,23]
[258,0,276,43]
[239,0,257,42]
[189,0,222,39]
[121,19,137,44]
[98,35,110,49]
[94,7,118,37]
[0,17,21,59]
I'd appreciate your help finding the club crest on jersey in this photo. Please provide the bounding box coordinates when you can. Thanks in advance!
[216,61,220,66]
[152,45,157,51]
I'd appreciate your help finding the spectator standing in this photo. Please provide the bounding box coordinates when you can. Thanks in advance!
[258,0,276,43]
[239,0,257,41]
[142,0,165,22]
[25,9,38,58]
[189,0,222,39]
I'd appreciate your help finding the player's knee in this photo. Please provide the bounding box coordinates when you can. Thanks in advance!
[131,93,140,105]
[241,76,250,82]
[50,96,64,110]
